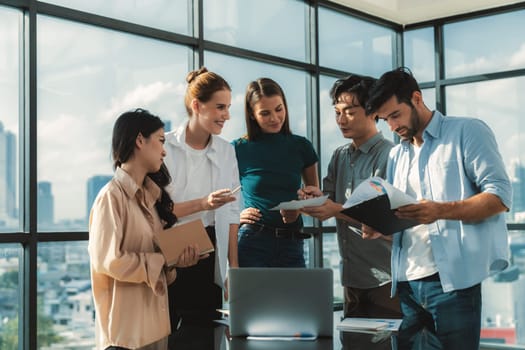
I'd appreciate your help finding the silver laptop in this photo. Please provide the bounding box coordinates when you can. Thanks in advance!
[228,268,333,338]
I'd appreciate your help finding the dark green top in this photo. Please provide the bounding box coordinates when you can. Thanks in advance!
[233,133,318,229]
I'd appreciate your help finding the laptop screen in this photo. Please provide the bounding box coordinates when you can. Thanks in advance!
[228,268,333,337]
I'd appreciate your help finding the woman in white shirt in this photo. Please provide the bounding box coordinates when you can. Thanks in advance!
[164,67,240,330]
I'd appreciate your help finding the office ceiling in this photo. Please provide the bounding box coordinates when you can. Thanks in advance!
[329,0,523,25]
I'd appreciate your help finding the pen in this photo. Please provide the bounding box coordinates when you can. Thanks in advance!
[301,183,311,199]
[293,332,316,338]
[246,333,317,341]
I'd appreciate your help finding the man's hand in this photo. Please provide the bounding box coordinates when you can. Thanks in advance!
[297,185,323,199]
[280,209,300,223]
[301,199,340,221]
[395,200,439,224]
[361,224,388,240]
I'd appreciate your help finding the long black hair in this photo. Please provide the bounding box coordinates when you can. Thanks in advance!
[112,108,177,228]
[148,163,178,228]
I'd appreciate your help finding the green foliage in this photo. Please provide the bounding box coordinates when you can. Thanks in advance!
[0,297,64,350]
[0,271,18,289]
[0,316,18,350]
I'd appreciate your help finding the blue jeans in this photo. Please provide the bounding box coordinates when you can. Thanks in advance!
[396,274,481,350]
[238,223,306,267]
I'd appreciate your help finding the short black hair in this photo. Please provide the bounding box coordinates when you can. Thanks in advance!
[365,67,421,116]
[329,74,376,108]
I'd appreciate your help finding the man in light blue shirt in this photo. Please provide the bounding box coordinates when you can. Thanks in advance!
[363,67,512,350]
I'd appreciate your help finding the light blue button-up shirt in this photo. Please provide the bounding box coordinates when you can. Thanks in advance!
[387,111,512,294]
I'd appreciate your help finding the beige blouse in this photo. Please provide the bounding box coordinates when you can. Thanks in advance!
[88,167,177,349]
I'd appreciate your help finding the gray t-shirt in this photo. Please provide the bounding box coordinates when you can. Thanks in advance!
[323,132,394,288]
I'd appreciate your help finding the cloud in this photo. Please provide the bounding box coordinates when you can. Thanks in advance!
[100,81,184,123]
[509,43,525,68]
[37,80,186,221]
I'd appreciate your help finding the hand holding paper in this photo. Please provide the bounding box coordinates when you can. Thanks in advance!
[270,195,330,211]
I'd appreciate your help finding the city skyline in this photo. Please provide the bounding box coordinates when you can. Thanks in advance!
[2,117,525,229]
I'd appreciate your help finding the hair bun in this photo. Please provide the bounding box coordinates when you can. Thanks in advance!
[186,67,209,84]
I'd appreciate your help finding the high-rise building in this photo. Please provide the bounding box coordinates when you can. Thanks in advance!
[38,181,54,226]
[0,121,17,223]
[512,163,525,217]
[86,175,112,221]
[163,120,172,132]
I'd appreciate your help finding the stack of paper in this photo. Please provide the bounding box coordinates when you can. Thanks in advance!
[337,318,402,333]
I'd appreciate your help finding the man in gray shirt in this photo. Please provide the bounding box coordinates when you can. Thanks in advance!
[301,75,401,318]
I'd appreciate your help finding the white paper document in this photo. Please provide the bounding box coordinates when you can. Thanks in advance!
[270,195,329,210]
[343,177,416,210]
[339,177,419,235]
[337,318,402,333]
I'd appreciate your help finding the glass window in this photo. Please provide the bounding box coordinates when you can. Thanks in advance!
[0,7,21,233]
[0,244,21,349]
[40,0,190,35]
[422,88,436,111]
[204,51,310,142]
[446,77,525,224]
[37,15,190,232]
[37,241,92,349]
[318,7,395,77]
[480,230,525,345]
[445,78,521,174]
[403,27,435,82]
[447,81,523,343]
[444,9,525,78]
[323,233,344,304]
[203,0,308,62]
[319,75,348,181]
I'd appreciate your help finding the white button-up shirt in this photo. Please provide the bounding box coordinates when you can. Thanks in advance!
[164,121,240,286]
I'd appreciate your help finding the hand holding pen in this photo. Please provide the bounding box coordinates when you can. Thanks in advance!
[298,185,323,199]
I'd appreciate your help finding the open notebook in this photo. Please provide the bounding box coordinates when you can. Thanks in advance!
[228,268,333,338]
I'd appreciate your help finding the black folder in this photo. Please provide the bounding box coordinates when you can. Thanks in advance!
[340,193,418,235]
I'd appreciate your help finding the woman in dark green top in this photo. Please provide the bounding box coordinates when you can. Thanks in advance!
[232,78,319,267]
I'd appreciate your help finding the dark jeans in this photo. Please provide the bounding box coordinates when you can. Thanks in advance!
[397,273,482,350]
[238,223,305,267]
[344,282,402,319]
[168,226,222,331]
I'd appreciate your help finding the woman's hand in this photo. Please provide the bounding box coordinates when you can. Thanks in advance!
[202,189,236,210]
[155,279,166,295]
[173,245,205,268]
[240,207,261,224]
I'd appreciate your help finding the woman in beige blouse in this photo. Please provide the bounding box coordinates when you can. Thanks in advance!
[88,108,202,350]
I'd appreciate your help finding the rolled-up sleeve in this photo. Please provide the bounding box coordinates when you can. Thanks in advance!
[462,119,512,210]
